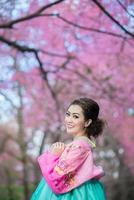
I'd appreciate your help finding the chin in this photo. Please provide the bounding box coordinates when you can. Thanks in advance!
[66,130,77,136]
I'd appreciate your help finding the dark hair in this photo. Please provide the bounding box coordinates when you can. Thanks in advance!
[69,97,105,139]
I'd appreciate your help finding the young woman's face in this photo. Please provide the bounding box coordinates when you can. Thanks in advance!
[64,104,87,137]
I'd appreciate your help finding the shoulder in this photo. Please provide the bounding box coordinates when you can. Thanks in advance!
[72,136,96,149]
[60,140,90,161]
[65,139,91,154]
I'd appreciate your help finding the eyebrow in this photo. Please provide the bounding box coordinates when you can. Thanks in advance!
[66,111,80,115]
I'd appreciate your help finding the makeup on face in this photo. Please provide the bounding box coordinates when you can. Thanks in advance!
[64,105,86,137]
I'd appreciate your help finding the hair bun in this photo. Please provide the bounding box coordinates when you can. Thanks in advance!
[88,118,105,138]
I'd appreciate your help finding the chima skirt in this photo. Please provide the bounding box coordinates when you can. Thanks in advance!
[30,177,107,200]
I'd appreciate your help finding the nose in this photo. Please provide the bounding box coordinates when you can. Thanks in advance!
[65,115,73,123]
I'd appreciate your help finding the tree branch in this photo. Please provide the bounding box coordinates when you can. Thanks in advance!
[91,0,134,38]
[41,49,67,58]
[56,14,127,39]
[0,0,65,29]
[0,35,67,57]
[0,35,37,52]
[117,0,134,18]
[0,91,17,109]
[0,34,69,123]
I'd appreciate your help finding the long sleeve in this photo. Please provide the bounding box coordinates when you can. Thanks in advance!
[54,143,89,175]
[37,141,90,194]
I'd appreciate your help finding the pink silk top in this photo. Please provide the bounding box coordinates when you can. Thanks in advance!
[38,136,104,194]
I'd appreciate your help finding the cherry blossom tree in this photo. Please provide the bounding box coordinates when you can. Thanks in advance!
[0,0,134,199]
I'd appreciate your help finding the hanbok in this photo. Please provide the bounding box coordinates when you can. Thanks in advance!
[30,136,107,200]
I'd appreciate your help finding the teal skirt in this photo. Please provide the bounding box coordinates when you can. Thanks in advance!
[31,178,107,200]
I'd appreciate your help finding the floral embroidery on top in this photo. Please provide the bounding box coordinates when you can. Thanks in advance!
[64,171,76,188]
[54,160,76,188]
[54,160,68,175]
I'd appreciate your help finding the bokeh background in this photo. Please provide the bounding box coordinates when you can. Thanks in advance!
[0,0,134,200]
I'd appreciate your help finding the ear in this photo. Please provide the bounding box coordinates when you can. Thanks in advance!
[85,119,92,127]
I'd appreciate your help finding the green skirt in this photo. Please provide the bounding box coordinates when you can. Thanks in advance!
[31,178,107,200]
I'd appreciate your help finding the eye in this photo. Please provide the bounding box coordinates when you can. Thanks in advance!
[65,112,70,116]
[73,115,79,119]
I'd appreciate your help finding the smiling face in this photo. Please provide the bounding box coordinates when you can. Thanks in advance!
[64,104,91,137]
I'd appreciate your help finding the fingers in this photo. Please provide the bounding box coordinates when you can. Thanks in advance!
[50,142,65,155]
[51,142,65,149]
[59,142,65,149]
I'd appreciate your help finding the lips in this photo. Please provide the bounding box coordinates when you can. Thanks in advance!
[66,124,74,128]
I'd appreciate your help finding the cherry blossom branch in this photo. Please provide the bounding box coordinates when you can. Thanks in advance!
[91,0,134,38]
[0,35,67,123]
[0,0,65,29]
[0,91,17,109]
[56,14,127,39]
[0,35,67,57]
[117,0,134,18]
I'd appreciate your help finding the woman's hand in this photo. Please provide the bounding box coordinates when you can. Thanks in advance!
[50,142,65,155]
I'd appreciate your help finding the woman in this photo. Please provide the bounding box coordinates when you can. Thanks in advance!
[30,97,107,199]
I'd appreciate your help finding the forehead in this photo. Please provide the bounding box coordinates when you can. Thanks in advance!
[67,104,83,114]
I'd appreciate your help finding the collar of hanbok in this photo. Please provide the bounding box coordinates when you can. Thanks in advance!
[73,135,96,148]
